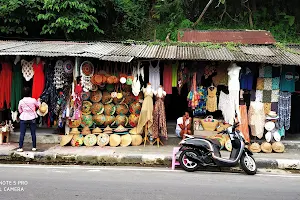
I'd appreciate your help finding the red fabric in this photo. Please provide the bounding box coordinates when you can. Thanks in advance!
[0,63,12,109]
[32,61,45,99]
[163,64,172,94]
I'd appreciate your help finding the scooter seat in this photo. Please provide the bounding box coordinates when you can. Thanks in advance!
[194,136,221,149]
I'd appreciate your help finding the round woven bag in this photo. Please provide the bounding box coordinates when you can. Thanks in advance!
[90,90,102,103]
[249,142,261,153]
[116,104,129,115]
[115,115,128,127]
[97,133,110,147]
[71,134,84,147]
[91,103,104,115]
[84,134,97,147]
[82,101,92,115]
[129,114,139,127]
[102,92,113,104]
[104,103,116,116]
[81,61,94,76]
[81,91,91,101]
[81,114,93,127]
[68,119,81,128]
[261,142,272,153]
[93,114,106,126]
[103,115,116,126]
[129,102,141,114]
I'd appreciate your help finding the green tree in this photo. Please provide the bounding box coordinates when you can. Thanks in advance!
[37,0,103,40]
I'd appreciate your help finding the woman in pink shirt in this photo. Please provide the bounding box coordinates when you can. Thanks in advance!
[17,87,40,152]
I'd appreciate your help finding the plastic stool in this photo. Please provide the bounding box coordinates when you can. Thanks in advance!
[171,147,181,170]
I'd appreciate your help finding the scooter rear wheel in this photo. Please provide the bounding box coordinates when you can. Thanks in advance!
[240,154,257,175]
[179,149,200,172]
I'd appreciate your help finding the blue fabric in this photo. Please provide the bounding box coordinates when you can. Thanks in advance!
[272,77,280,90]
[175,129,181,137]
[280,66,296,92]
[264,66,272,78]
[19,119,37,148]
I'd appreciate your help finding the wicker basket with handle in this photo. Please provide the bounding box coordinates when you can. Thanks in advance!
[200,115,219,131]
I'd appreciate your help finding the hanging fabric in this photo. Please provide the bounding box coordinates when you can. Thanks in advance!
[0,63,12,109]
[171,62,178,87]
[163,63,172,94]
[32,59,45,99]
[248,101,265,139]
[11,62,23,112]
[149,61,160,91]
[278,91,292,130]
[152,88,167,139]
[21,59,34,81]
[237,105,250,143]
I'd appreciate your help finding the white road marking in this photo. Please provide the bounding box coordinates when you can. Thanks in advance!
[0,164,299,178]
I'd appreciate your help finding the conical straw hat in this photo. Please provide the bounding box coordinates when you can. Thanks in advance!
[83,134,97,147]
[60,135,73,146]
[81,126,91,135]
[109,134,121,147]
[92,127,102,134]
[97,133,110,147]
[131,135,143,146]
[120,134,132,147]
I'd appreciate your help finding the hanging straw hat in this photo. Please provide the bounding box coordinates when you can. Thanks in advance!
[103,125,113,134]
[81,114,93,127]
[60,135,73,146]
[249,142,261,153]
[109,134,121,147]
[68,119,81,128]
[90,90,102,103]
[37,102,48,117]
[91,84,98,92]
[103,115,116,126]
[116,104,129,115]
[261,142,272,153]
[91,102,104,115]
[71,134,84,147]
[70,128,80,135]
[114,125,128,133]
[115,115,128,127]
[131,135,143,146]
[129,102,141,114]
[92,127,102,134]
[129,114,139,128]
[104,103,116,116]
[102,92,113,104]
[81,126,91,135]
[93,114,106,126]
[120,134,132,147]
[266,111,278,119]
[272,142,285,153]
[83,134,97,147]
[82,101,92,115]
[97,133,110,147]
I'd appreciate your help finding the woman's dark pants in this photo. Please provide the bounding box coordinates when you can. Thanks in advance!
[19,119,36,148]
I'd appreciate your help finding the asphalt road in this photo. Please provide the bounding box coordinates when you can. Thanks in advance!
[0,165,299,200]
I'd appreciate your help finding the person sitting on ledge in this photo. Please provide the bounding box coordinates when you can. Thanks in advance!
[175,111,192,139]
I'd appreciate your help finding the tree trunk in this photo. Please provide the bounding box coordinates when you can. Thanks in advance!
[192,0,214,27]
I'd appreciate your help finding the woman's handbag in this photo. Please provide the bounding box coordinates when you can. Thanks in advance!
[200,115,219,131]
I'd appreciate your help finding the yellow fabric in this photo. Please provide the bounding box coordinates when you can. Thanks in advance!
[172,62,178,87]
[206,87,217,112]
[136,90,153,134]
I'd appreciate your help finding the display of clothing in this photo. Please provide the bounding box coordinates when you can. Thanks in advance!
[236,105,250,143]
[227,63,241,123]
[136,88,154,135]
[278,91,291,130]
[32,60,45,99]
[152,94,167,139]
[11,62,23,112]
[280,66,295,92]
[163,63,172,94]
[193,86,207,116]
[248,101,265,139]
[172,62,178,87]
[240,67,253,90]
[206,87,217,112]
[212,64,228,86]
[218,91,233,123]
[149,61,160,91]
[0,63,12,109]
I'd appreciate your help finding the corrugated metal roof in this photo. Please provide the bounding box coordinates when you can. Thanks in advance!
[204,47,235,61]
[176,46,204,60]
[155,46,177,59]
[100,55,133,63]
[84,43,120,55]
[0,41,26,50]
[240,46,275,56]
[284,51,300,65]
[232,47,295,65]
[178,30,276,44]
[110,44,146,56]
[138,45,160,58]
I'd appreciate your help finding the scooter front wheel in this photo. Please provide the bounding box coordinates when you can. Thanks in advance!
[179,149,200,172]
[240,154,257,175]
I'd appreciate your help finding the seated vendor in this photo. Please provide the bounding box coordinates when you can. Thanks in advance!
[175,112,192,139]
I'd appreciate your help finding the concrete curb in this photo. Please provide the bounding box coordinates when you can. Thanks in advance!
[0,152,299,170]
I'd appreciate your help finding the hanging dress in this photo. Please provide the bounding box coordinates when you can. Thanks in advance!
[11,62,23,112]
[236,105,250,143]
[172,62,178,87]
[136,88,154,135]
[206,87,217,112]
[0,63,12,109]
[248,101,265,139]
[152,94,167,139]
[163,63,172,94]
[149,61,160,91]
[32,60,45,99]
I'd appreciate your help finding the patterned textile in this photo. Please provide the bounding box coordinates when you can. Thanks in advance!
[262,90,272,103]
[271,102,278,113]
[213,64,228,86]
[256,78,264,90]
[264,66,272,78]
[264,103,271,115]
[272,77,280,90]
[271,90,279,102]
[236,105,250,143]
[255,90,263,102]
[204,65,216,79]
[259,66,264,78]
[250,90,256,101]
[152,97,167,139]
[278,91,292,130]
[248,101,265,139]
[263,78,272,90]
[206,87,217,112]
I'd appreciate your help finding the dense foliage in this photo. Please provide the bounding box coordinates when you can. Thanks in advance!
[0,0,299,43]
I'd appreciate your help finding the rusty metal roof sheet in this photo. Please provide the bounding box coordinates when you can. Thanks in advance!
[240,46,275,56]
[178,30,276,44]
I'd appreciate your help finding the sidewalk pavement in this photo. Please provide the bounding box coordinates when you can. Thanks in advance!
[0,143,299,171]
